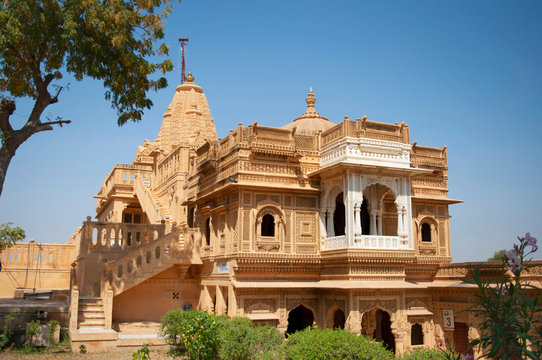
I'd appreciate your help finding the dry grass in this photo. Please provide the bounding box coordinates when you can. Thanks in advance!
[0,348,178,360]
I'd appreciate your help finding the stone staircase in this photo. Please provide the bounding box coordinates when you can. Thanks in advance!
[104,229,190,296]
[150,191,174,231]
[77,297,106,329]
[134,175,174,231]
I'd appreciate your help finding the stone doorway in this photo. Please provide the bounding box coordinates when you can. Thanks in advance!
[454,322,472,356]
[362,308,395,353]
[374,309,395,353]
[286,305,314,335]
[333,309,345,329]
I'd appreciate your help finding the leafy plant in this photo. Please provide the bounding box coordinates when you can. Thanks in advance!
[0,222,25,252]
[160,309,221,360]
[24,320,39,350]
[79,342,87,353]
[283,327,394,360]
[466,233,542,359]
[487,248,508,262]
[0,0,179,197]
[218,317,283,360]
[47,320,59,345]
[397,348,472,360]
[133,343,151,360]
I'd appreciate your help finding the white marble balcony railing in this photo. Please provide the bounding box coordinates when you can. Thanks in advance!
[322,235,408,251]
[322,235,347,249]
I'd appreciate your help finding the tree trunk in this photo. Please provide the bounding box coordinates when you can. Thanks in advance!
[0,126,44,197]
[0,143,17,197]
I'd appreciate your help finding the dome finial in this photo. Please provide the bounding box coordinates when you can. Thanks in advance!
[185,70,194,83]
[306,87,316,108]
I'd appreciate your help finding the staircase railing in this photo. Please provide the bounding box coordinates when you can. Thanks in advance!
[101,225,193,296]
[134,174,165,224]
[79,218,166,256]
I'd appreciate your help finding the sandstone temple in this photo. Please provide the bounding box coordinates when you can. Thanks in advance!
[2,73,540,355]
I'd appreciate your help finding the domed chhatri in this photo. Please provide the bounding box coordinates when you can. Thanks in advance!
[281,87,335,135]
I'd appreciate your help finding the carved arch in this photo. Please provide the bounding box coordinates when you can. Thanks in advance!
[253,204,285,252]
[326,304,346,329]
[415,216,439,244]
[325,185,344,210]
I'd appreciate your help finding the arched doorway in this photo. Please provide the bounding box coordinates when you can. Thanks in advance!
[334,192,345,236]
[374,309,395,353]
[286,305,314,335]
[362,308,395,353]
[361,196,370,235]
[333,309,345,329]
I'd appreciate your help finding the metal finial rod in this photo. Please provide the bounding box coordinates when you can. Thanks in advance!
[179,37,189,84]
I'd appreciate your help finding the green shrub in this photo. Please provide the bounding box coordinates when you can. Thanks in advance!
[160,309,221,360]
[25,320,39,349]
[284,327,394,360]
[219,317,283,360]
[132,343,151,360]
[0,308,18,350]
[397,348,449,360]
[47,320,59,345]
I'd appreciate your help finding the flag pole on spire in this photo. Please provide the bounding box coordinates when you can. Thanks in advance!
[179,37,189,84]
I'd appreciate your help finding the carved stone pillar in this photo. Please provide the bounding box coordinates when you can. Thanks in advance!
[326,208,334,237]
[215,285,226,315]
[391,313,408,355]
[354,203,361,237]
[377,210,383,235]
[397,205,404,237]
[227,285,237,318]
[69,286,79,331]
[200,285,213,312]
[370,209,377,235]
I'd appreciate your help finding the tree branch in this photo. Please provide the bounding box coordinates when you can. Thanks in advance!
[50,86,64,104]
[37,119,72,131]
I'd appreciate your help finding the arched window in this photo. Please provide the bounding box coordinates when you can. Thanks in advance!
[205,218,211,246]
[421,223,432,242]
[261,214,275,237]
[334,192,345,236]
[411,323,424,345]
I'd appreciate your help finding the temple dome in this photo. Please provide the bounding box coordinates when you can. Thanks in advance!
[282,88,335,135]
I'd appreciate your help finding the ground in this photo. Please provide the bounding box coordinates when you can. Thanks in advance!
[0,349,176,359]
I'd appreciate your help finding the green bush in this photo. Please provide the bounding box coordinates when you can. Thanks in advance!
[397,348,449,360]
[160,309,221,360]
[219,317,283,360]
[0,308,18,350]
[25,320,39,349]
[284,327,394,360]
[47,320,59,345]
[132,343,151,360]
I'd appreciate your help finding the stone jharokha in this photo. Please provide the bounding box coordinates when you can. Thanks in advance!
[3,73,540,355]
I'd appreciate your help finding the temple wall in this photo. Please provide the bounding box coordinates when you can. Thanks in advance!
[112,267,200,323]
[0,242,75,298]
[237,189,319,254]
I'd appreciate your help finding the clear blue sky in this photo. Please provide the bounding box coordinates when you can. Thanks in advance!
[1,0,541,262]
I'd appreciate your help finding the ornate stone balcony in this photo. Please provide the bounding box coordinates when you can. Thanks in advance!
[320,137,412,170]
[321,235,409,251]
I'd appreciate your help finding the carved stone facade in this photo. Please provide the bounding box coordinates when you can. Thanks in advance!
[4,75,538,356]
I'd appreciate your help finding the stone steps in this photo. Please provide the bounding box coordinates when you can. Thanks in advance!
[78,297,106,329]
